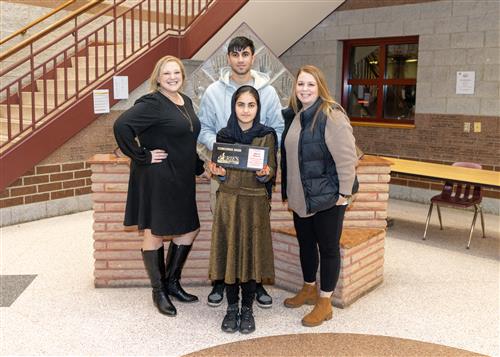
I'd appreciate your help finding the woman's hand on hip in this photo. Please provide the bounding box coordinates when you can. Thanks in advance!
[150,149,168,163]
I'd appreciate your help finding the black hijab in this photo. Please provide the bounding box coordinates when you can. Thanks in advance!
[216,85,278,198]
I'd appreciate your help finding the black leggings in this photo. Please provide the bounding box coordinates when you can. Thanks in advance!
[293,205,346,292]
[226,280,256,307]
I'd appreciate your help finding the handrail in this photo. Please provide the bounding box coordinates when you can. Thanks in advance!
[0,0,77,46]
[0,0,217,148]
[0,0,246,191]
[0,0,105,61]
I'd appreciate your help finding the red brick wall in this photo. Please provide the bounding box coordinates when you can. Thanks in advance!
[0,161,92,208]
[354,113,500,198]
[273,228,385,308]
[354,114,500,169]
[0,112,118,209]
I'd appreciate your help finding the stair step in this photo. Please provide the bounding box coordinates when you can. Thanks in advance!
[0,104,45,120]
[0,117,33,133]
[90,44,124,51]
[0,130,26,147]
[71,56,117,70]
[88,50,130,59]
[88,44,124,57]
[56,67,99,81]
[1,44,128,146]
[36,79,81,95]
[21,92,59,108]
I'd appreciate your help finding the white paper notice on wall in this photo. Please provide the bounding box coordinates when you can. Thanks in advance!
[113,76,129,99]
[456,71,475,94]
[93,89,110,114]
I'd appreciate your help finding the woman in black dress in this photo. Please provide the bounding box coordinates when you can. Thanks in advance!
[113,55,205,316]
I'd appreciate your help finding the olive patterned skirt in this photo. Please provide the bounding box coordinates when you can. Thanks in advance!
[208,185,275,284]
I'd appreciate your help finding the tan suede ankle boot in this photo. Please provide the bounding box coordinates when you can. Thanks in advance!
[301,297,332,327]
[283,283,317,308]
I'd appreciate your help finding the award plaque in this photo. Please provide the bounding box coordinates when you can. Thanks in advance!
[212,143,269,171]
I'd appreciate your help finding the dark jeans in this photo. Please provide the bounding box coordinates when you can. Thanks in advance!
[226,280,256,307]
[293,205,347,292]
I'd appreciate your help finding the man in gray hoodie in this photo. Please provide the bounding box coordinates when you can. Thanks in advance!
[198,36,284,309]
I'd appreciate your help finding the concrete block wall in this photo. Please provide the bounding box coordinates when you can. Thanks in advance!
[279,0,500,208]
[89,154,391,289]
[280,0,499,117]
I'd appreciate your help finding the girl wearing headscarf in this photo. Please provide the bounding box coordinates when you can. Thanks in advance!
[207,85,277,334]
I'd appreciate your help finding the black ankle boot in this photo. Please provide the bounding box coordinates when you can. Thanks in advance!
[141,248,176,316]
[239,305,255,334]
[165,242,198,303]
[221,303,240,333]
[207,281,225,307]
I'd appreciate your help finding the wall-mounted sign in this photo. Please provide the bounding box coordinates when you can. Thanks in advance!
[113,76,129,99]
[456,71,475,94]
[93,89,110,114]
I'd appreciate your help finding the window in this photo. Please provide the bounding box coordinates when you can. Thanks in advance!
[342,36,418,125]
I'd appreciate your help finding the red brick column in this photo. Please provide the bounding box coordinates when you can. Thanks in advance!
[272,227,385,308]
[89,154,213,287]
[89,154,391,292]
[269,155,390,307]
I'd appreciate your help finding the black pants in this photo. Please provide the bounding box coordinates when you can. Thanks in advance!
[293,205,346,292]
[226,280,256,307]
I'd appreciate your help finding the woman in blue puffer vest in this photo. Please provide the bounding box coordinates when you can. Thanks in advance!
[281,65,358,327]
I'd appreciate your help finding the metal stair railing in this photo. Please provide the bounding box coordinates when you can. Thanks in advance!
[0,0,214,150]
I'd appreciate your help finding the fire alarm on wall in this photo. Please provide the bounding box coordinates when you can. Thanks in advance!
[474,122,481,133]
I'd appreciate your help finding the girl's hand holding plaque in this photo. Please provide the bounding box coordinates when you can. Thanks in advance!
[255,164,270,177]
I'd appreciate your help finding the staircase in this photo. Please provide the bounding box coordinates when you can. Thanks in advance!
[0,0,248,191]
[1,42,127,146]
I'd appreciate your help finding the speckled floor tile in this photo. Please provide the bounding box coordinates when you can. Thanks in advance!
[0,199,498,356]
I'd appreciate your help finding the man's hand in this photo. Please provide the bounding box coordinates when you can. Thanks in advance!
[150,149,167,163]
[200,170,212,181]
[208,161,226,176]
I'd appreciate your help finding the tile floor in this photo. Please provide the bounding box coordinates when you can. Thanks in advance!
[1,199,498,356]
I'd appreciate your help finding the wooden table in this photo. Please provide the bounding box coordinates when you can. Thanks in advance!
[383,157,500,189]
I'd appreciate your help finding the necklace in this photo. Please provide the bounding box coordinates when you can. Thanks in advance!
[159,89,193,132]
[175,103,194,132]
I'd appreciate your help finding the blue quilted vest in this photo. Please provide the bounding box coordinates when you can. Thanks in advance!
[281,98,340,214]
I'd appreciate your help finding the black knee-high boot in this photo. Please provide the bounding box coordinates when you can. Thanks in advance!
[165,242,198,302]
[141,247,176,316]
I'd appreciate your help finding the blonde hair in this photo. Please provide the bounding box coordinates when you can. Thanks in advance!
[149,55,186,92]
[289,65,347,129]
